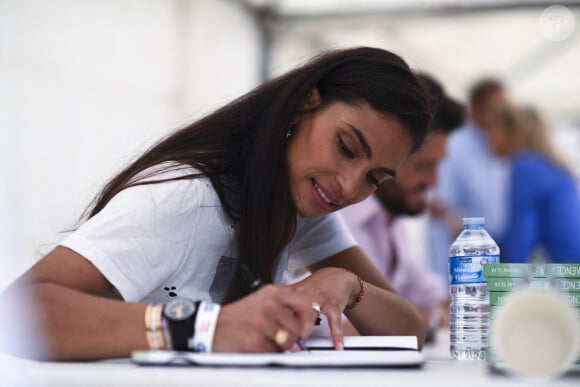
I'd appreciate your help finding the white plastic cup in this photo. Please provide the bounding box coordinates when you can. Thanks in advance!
[491,288,580,379]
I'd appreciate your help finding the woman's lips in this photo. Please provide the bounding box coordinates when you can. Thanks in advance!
[311,179,338,211]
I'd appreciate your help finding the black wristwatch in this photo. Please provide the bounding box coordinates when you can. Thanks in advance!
[163,298,200,351]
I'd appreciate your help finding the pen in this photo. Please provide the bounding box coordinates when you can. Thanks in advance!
[240,264,309,351]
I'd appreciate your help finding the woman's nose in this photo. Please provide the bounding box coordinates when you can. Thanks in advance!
[336,171,365,204]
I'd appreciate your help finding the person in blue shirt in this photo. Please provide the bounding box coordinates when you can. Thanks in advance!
[486,105,580,262]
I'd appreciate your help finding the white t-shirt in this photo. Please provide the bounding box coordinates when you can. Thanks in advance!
[60,164,356,304]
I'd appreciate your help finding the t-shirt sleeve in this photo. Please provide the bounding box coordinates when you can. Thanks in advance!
[288,212,357,271]
[60,176,207,302]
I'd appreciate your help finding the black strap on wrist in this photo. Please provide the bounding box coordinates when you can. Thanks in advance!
[165,300,201,351]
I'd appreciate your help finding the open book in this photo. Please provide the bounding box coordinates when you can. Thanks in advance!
[131,336,423,368]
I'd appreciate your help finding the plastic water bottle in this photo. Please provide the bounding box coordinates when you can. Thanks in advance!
[449,217,500,360]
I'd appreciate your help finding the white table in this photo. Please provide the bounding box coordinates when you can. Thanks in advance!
[1,330,578,387]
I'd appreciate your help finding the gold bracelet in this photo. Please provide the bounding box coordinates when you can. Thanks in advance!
[146,330,166,350]
[343,269,365,311]
[144,304,153,330]
[145,304,164,331]
[144,304,168,350]
[150,304,163,331]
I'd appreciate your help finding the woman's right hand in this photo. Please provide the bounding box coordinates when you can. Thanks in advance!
[212,285,316,353]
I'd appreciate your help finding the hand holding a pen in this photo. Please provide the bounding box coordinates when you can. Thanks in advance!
[212,285,318,353]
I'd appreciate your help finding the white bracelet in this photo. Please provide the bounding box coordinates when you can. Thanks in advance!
[189,301,221,353]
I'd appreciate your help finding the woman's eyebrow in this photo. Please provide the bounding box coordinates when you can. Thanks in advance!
[344,122,372,159]
[343,121,396,178]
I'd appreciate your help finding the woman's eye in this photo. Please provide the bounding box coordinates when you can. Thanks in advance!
[337,136,354,158]
[367,172,380,188]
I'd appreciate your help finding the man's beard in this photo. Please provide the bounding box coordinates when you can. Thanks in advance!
[377,185,428,216]
[384,197,425,216]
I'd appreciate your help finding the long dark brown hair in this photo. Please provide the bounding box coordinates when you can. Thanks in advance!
[86,47,431,302]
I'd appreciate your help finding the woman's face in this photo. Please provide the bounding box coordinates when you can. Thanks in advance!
[487,120,515,157]
[287,97,413,218]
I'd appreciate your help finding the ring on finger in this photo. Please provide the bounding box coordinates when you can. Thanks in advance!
[311,302,322,325]
[274,329,289,346]
[311,302,322,317]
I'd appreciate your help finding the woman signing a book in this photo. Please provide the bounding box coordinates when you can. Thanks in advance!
[0,47,430,360]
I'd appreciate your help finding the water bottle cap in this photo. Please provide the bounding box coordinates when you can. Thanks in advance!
[463,217,485,226]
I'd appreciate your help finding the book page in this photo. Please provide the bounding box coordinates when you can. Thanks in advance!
[306,335,418,350]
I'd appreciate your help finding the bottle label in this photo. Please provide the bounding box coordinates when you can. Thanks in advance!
[449,255,500,285]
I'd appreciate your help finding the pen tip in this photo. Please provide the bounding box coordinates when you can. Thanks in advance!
[296,337,308,352]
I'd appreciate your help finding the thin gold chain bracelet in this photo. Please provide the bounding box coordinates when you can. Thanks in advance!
[343,269,365,311]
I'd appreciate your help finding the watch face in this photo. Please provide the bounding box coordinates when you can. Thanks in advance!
[164,299,196,321]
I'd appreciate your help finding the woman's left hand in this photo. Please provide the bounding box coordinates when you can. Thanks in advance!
[285,267,359,350]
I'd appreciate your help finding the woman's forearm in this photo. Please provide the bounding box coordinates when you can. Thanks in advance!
[344,280,427,349]
[0,282,147,361]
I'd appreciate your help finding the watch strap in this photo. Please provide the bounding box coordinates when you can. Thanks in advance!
[165,300,200,351]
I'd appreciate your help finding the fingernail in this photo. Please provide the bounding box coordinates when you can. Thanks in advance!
[336,341,344,351]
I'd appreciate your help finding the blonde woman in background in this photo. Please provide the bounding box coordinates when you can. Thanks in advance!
[486,105,580,263]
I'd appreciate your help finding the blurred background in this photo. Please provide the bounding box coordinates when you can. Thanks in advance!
[1,0,579,290]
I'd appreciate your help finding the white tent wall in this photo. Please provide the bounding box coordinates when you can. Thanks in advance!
[0,0,262,289]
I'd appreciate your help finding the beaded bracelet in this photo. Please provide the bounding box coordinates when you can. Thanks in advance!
[144,304,163,331]
[343,269,365,311]
[144,304,168,350]
[146,329,165,350]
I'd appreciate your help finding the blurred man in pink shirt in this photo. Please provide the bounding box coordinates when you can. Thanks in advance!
[340,73,464,336]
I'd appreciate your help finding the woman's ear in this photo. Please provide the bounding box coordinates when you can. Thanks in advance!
[304,87,321,110]
[293,87,321,125]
